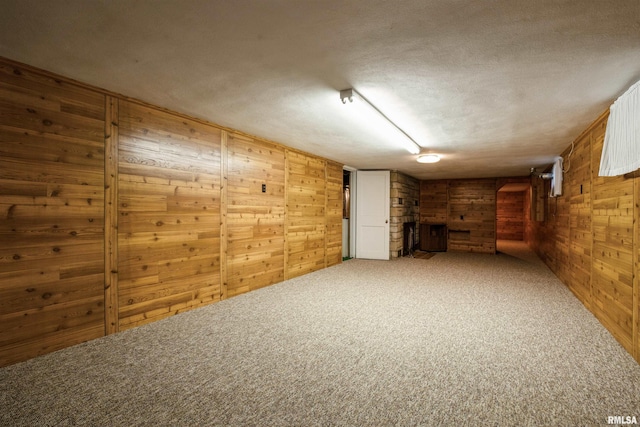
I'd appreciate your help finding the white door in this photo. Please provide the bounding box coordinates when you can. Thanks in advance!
[355,170,390,260]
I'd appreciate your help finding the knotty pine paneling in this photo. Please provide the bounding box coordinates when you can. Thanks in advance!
[526,109,640,364]
[226,133,285,297]
[325,160,343,267]
[447,179,496,254]
[0,57,343,366]
[553,162,572,287]
[117,100,222,330]
[287,151,326,279]
[496,191,525,240]
[419,180,447,224]
[529,143,580,289]
[0,62,106,366]
[541,169,571,286]
[635,171,640,362]
[528,177,554,267]
[104,96,119,334]
[523,186,533,242]
[567,132,591,306]
[590,118,634,353]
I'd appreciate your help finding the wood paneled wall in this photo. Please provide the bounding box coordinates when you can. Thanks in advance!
[419,179,497,254]
[0,58,342,366]
[419,180,447,224]
[286,151,327,279]
[590,119,634,352]
[325,160,343,268]
[567,129,591,300]
[496,191,525,240]
[0,63,107,366]
[636,174,640,362]
[117,101,222,330]
[447,179,497,254]
[527,110,640,364]
[226,133,285,297]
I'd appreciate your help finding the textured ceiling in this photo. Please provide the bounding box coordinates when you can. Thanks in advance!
[1,0,639,179]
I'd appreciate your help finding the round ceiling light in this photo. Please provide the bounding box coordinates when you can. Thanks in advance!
[417,154,440,163]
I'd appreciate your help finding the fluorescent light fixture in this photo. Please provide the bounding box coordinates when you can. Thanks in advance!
[417,154,440,163]
[340,88,421,154]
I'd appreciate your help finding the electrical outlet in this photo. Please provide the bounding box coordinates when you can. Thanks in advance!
[262,184,266,193]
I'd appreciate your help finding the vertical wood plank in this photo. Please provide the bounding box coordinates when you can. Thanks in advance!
[567,133,591,306]
[284,150,290,280]
[556,151,571,288]
[589,132,595,315]
[634,171,639,362]
[104,96,119,334]
[325,160,343,266]
[325,163,328,268]
[220,131,228,300]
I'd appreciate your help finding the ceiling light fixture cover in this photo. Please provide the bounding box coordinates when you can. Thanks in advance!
[417,154,440,163]
[340,88,421,154]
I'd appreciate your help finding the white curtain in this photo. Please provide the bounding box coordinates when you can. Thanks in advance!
[599,80,640,176]
[550,157,563,197]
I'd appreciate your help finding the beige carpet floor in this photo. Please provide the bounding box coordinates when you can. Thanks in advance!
[1,240,639,426]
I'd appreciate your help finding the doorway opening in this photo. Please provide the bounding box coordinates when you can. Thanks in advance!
[342,166,356,261]
[496,182,530,243]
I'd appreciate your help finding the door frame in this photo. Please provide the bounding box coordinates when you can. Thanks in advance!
[343,165,357,258]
